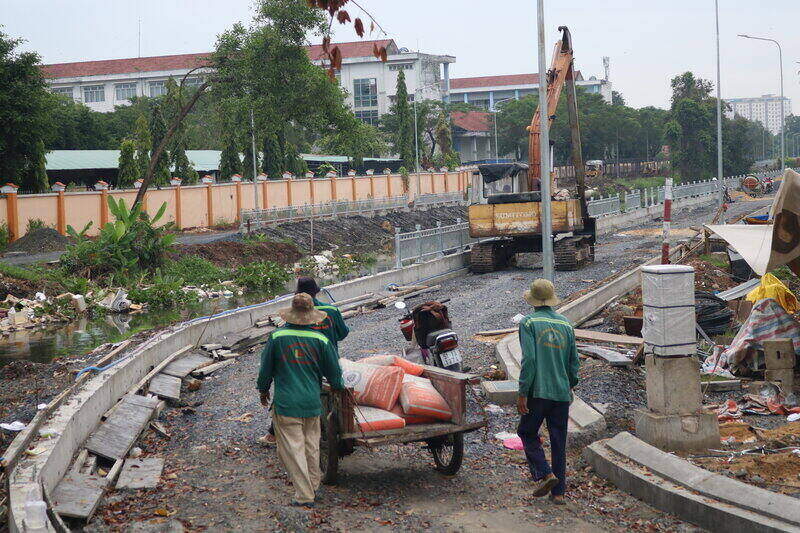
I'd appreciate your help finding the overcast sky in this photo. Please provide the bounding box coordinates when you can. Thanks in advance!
[4,0,800,110]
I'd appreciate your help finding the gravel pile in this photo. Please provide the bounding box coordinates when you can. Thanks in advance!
[4,228,72,255]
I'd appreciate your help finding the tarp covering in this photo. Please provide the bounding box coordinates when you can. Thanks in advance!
[477,163,529,184]
[706,169,800,275]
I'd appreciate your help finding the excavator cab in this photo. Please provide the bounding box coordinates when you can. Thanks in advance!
[472,163,536,203]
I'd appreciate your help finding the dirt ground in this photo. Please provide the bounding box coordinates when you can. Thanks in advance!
[174,240,303,268]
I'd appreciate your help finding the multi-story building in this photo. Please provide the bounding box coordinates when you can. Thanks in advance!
[724,94,792,134]
[41,39,455,124]
[448,71,612,110]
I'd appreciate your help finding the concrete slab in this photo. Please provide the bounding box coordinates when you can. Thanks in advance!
[585,437,800,533]
[481,380,518,405]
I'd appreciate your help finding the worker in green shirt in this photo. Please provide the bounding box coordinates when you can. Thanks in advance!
[516,279,580,504]
[297,276,350,350]
[257,292,344,507]
[260,277,350,447]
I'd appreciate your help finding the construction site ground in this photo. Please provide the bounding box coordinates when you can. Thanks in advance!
[77,197,776,532]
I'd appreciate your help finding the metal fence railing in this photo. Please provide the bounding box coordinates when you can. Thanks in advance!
[394,220,484,268]
[240,191,467,232]
[586,168,787,218]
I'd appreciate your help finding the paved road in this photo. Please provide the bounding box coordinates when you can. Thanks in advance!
[87,197,773,531]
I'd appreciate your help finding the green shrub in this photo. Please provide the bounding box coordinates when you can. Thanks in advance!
[0,223,9,252]
[163,256,230,287]
[242,232,270,245]
[234,261,290,295]
[0,261,39,282]
[128,272,199,309]
[25,218,46,234]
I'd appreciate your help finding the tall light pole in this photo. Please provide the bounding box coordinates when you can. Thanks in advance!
[249,108,260,210]
[537,0,553,282]
[739,34,785,172]
[714,0,724,207]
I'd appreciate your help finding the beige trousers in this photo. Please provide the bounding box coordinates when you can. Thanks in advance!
[273,413,321,503]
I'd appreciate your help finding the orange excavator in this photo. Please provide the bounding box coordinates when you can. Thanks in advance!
[467,26,594,272]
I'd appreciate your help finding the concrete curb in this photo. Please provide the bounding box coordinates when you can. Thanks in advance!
[595,192,718,236]
[6,252,470,532]
[585,433,800,533]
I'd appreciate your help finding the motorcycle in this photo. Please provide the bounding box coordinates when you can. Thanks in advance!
[394,298,463,372]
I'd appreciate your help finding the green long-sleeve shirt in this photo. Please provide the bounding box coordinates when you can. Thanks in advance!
[256,324,344,418]
[518,307,580,402]
[312,297,350,351]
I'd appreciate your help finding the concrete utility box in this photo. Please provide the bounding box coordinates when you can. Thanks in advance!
[636,264,720,452]
[764,338,796,369]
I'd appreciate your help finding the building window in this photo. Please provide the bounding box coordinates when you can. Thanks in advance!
[353,78,378,108]
[52,86,74,100]
[388,63,414,71]
[149,80,167,97]
[183,77,203,88]
[115,82,137,101]
[469,99,490,109]
[388,94,415,104]
[355,110,379,126]
[82,85,105,103]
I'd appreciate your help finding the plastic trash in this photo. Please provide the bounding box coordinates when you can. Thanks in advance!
[24,499,48,532]
[511,314,526,324]
[1,421,26,431]
[485,404,505,415]
[37,403,48,410]
[502,436,524,450]
[34,292,47,302]
[494,431,517,440]
[787,413,800,422]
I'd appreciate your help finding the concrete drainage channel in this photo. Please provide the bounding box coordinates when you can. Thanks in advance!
[4,252,469,532]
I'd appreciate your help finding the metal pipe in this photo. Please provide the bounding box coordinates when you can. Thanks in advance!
[739,34,785,172]
[537,0,553,281]
[249,108,260,210]
[714,0,724,207]
[661,178,673,264]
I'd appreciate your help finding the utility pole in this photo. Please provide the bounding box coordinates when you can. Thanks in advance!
[537,0,553,281]
[714,0,724,207]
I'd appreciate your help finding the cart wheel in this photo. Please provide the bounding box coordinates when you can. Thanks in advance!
[319,410,340,485]
[429,432,464,475]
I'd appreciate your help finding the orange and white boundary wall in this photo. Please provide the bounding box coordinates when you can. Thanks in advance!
[0,169,474,241]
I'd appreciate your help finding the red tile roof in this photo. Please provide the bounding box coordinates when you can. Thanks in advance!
[306,39,397,61]
[450,71,583,90]
[41,53,213,79]
[41,39,400,79]
[451,111,491,132]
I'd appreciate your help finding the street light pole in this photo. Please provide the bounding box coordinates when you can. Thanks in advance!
[739,34,785,172]
[250,108,260,210]
[537,0,553,282]
[714,0,724,207]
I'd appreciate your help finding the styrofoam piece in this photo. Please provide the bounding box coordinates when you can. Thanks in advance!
[641,265,696,356]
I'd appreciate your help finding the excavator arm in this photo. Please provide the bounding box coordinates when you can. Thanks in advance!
[527,26,586,204]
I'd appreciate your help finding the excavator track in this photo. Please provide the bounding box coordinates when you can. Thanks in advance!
[554,237,594,271]
[470,242,512,274]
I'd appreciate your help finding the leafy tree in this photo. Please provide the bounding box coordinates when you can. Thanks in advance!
[284,142,308,176]
[219,133,242,180]
[320,115,387,167]
[262,133,283,178]
[171,137,198,183]
[149,103,171,186]
[21,140,49,193]
[117,139,138,187]
[46,97,114,150]
[388,70,414,169]
[611,91,626,106]
[242,138,258,180]
[0,31,52,184]
[133,113,151,183]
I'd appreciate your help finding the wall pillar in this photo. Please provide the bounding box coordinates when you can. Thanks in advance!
[206,183,214,227]
[174,185,182,230]
[234,181,242,223]
[100,189,109,227]
[310,179,316,205]
[351,177,357,201]
[262,181,269,208]
[5,191,19,242]
[286,180,293,206]
[369,176,375,198]
[444,171,450,192]
[56,191,66,235]
[386,175,392,197]
[331,177,338,200]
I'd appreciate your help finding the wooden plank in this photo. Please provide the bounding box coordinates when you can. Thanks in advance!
[85,395,158,460]
[161,353,213,378]
[132,344,192,392]
[350,421,486,445]
[116,457,165,490]
[577,344,633,367]
[70,449,88,475]
[51,473,105,520]
[573,328,643,346]
[190,358,234,377]
[147,373,181,401]
[42,483,71,533]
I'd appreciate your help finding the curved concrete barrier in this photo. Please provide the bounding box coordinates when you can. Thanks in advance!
[6,252,469,532]
[586,432,800,533]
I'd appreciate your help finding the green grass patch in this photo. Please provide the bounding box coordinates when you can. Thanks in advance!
[162,256,231,287]
[0,261,41,282]
[698,253,729,269]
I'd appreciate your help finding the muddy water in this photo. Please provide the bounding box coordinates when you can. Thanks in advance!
[0,258,397,366]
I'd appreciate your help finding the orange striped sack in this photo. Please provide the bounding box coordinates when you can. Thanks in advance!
[390,403,438,425]
[355,406,406,432]
[340,358,404,410]
[360,354,425,376]
[399,375,452,421]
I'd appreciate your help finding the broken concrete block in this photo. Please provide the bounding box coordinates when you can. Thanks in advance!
[645,355,702,415]
[634,409,720,452]
[481,380,519,405]
[764,368,794,391]
[764,338,796,370]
